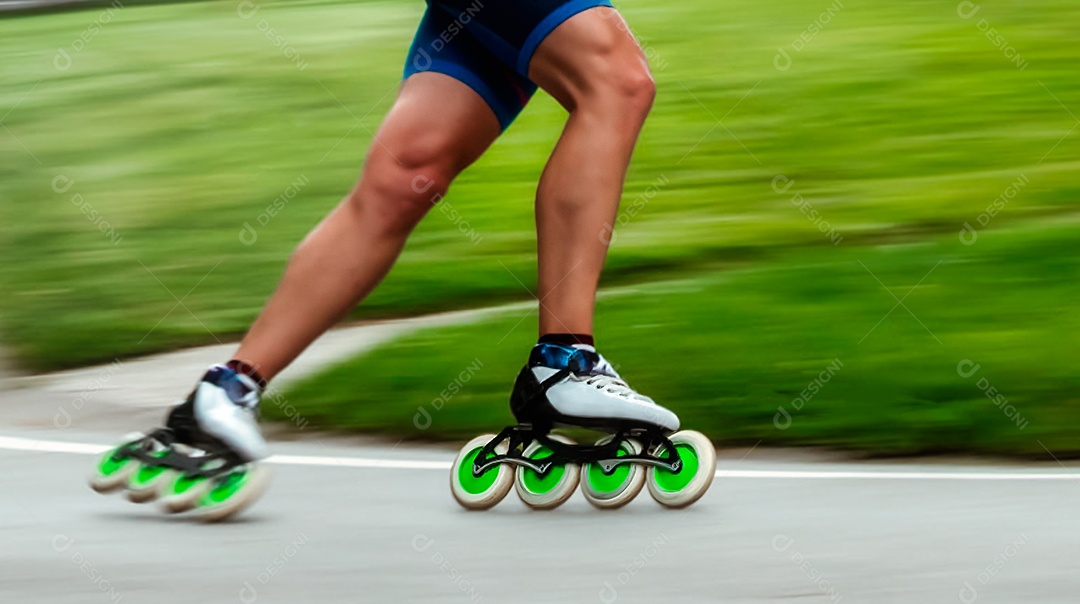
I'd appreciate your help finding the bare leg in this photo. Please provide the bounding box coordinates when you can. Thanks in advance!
[233,74,501,379]
[527,8,656,337]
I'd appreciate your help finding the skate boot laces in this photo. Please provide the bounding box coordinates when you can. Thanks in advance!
[579,374,649,401]
[579,355,654,404]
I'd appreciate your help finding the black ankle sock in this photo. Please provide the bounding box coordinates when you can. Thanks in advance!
[226,359,268,390]
[538,333,594,348]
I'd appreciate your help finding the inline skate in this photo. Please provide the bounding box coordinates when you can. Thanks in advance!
[450,343,716,510]
[89,365,270,521]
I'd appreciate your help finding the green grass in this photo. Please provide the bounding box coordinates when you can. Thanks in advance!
[276,223,1080,457]
[2,0,1077,371]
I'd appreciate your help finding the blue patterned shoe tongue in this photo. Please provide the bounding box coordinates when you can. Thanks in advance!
[203,365,261,406]
[531,343,599,374]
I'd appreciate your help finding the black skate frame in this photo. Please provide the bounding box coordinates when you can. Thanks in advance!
[471,425,684,479]
[110,429,247,479]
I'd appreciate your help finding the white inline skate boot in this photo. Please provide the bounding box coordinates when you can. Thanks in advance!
[89,364,270,521]
[451,343,716,511]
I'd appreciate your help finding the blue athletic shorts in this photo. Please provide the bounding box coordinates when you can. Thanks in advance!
[404,0,614,130]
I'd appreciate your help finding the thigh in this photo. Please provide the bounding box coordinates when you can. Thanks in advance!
[524,6,652,109]
[368,71,502,179]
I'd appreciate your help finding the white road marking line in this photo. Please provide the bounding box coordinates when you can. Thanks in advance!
[269,454,449,471]
[0,435,108,455]
[2,435,1078,480]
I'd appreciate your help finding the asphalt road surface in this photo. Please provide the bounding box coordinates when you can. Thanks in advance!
[3,431,1079,603]
[1,318,1077,603]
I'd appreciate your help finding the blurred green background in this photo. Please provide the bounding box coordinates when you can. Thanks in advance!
[1,0,1077,455]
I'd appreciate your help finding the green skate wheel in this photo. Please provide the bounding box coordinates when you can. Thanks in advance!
[450,434,513,510]
[515,435,579,510]
[193,463,271,522]
[126,450,176,504]
[159,471,214,514]
[89,438,143,494]
[581,437,645,509]
[159,453,231,514]
[646,430,717,508]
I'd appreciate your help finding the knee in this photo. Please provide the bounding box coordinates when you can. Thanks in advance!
[610,64,656,118]
[349,137,456,233]
[578,51,655,122]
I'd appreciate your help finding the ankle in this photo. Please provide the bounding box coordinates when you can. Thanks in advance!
[537,333,594,348]
[225,359,269,391]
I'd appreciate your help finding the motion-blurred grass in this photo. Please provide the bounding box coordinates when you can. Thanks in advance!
[1,0,1078,454]
[2,0,1076,370]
